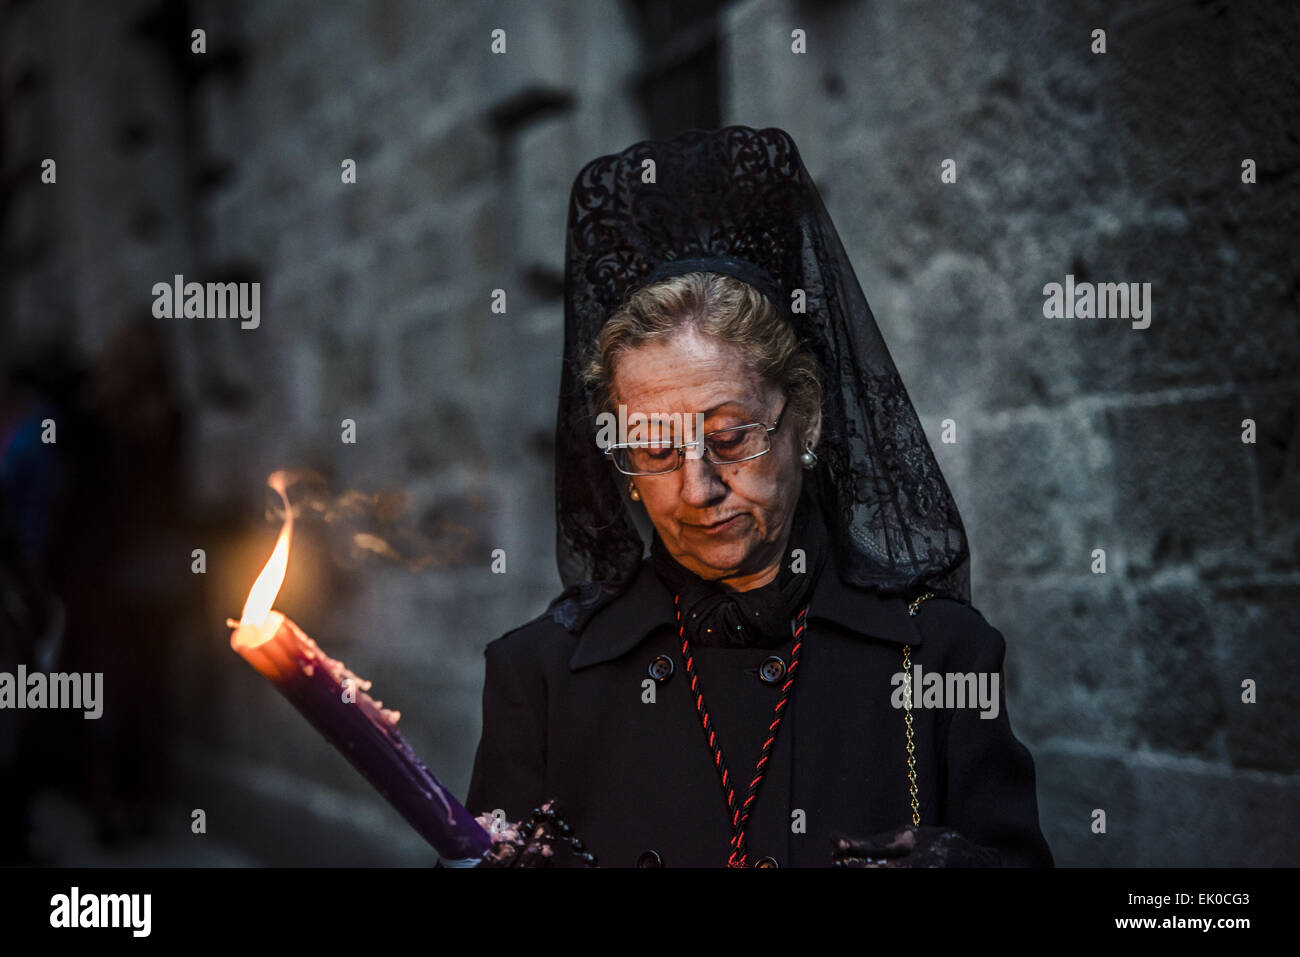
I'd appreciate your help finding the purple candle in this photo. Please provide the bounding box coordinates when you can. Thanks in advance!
[228,473,492,864]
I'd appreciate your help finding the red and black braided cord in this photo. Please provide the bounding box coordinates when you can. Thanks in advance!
[675,594,807,868]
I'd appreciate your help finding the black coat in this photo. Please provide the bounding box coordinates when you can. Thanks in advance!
[465,554,1054,868]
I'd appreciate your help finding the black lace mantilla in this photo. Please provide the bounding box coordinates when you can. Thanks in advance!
[552,125,970,632]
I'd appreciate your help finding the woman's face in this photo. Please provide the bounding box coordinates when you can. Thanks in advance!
[611,325,819,591]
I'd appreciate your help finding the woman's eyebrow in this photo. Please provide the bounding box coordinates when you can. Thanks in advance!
[701,400,752,416]
[642,402,748,420]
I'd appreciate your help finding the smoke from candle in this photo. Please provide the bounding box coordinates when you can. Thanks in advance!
[262,470,478,573]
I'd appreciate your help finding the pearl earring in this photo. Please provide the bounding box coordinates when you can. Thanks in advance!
[800,443,818,470]
[628,481,641,501]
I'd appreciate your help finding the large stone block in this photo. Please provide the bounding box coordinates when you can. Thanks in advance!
[1074,203,1294,393]
[964,408,1114,580]
[1101,2,1292,199]
[979,579,1141,750]
[1103,394,1254,574]
[1033,746,1136,867]
[1230,4,1300,174]
[722,0,832,167]
[1131,759,1300,866]
[404,113,500,209]
[1206,583,1300,772]
[472,0,579,118]
[511,114,581,279]
[882,251,1014,416]
[1239,385,1300,571]
[1130,583,1223,756]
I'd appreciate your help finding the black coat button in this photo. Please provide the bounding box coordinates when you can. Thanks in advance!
[637,849,663,868]
[754,856,780,868]
[648,655,674,682]
[759,656,786,685]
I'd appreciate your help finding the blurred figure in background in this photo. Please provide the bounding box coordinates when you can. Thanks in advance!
[23,317,191,847]
[0,349,75,861]
[62,317,189,843]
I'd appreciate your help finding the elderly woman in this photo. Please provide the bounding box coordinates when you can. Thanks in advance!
[465,126,1052,868]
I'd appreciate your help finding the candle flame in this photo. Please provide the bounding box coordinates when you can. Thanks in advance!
[239,471,293,630]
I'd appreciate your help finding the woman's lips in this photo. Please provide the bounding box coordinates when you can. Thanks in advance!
[687,514,746,535]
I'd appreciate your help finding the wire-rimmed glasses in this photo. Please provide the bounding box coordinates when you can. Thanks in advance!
[604,398,790,476]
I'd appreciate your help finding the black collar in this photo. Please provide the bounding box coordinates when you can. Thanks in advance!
[568,555,922,670]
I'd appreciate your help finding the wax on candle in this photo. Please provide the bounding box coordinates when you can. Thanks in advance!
[227,471,491,863]
[228,610,492,863]
[231,611,399,726]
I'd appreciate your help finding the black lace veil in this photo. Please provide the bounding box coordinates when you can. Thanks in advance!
[552,125,970,630]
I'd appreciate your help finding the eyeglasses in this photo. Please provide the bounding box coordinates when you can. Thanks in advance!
[604,398,790,476]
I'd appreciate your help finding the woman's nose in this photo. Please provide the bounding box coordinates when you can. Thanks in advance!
[677,451,726,507]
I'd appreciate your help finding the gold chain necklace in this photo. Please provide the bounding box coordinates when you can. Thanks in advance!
[903,591,935,826]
